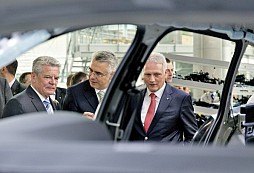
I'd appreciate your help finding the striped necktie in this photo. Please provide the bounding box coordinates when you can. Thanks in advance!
[43,99,53,114]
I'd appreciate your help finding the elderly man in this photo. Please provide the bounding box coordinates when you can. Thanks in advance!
[2,56,61,118]
[129,53,198,143]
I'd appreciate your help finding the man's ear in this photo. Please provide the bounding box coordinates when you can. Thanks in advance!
[0,67,6,72]
[31,72,36,80]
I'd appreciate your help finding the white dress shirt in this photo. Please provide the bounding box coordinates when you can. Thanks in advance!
[141,83,166,125]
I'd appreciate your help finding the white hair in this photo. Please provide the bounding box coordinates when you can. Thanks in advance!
[146,52,167,72]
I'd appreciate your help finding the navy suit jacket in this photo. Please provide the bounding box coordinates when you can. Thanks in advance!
[2,86,58,118]
[129,84,198,143]
[55,87,67,110]
[11,79,26,96]
[63,80,98,114]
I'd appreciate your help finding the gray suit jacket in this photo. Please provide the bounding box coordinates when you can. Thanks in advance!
[129,84,198,143]
[0,77,13,118]
[2,86,58,118]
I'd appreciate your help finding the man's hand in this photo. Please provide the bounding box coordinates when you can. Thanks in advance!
[83,112,95,119]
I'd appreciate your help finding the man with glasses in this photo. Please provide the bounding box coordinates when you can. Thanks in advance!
[63,51,118,118]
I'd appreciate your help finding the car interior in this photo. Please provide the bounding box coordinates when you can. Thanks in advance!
[2,1,254,171]
[0,24,252,147]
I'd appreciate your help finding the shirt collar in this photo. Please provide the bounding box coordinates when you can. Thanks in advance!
[9,78,15,87]
[31,85,48,102]
[95,88,107,94]
[146,82,166,99]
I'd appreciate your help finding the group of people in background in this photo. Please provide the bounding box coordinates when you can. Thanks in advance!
[0,51,198,144]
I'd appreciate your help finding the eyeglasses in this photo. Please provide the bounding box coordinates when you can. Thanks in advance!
[88,67,107,78]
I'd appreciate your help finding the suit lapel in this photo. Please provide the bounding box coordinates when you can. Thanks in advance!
[11,80,18,95]
[26,86,47,112]
[11,79,26,96]
[147,84,173,133]
[83,82,98,111]
[136,90,146,130]
[55,87,66,104]
[50,97,61,111]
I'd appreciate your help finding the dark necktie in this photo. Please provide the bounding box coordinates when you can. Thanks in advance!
[144,93,156,133]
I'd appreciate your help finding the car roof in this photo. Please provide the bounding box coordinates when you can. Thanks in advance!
[1,0,254,34]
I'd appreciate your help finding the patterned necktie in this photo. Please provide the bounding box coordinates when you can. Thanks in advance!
[144,93,156,133]
[97,90,105,103]
[43,99,53,114]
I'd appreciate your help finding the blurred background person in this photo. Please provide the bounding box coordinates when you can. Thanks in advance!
[175,85,184,90]
[66,73,74,88]
[183,87,191,94]
[70,71,88,86]
[0,60,26,95]
[165,57,174,83]
[175,86,191,94]
[19,72,32,87]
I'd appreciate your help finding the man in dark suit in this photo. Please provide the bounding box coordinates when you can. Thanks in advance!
[129,53,198,143]
[0,77,13,118]
[63,51,118,119]
[50,87,67,110]
[2,56,61,118]
[0,60,26,95]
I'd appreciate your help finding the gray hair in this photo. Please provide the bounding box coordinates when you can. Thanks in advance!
[32,56,61,75]
[91,51,118,73]
[147,52,167,72]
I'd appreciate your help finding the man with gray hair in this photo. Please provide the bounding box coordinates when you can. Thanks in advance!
[129,52,198,144]
[2,56,61,118]
[63,50,118,118]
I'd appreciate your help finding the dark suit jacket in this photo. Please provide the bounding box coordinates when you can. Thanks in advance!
[2,86,59,118]
[63,80,98,114]
[55,87,67,110]
[11,79,26,96]
[0,77,13,118]
[129,84,198,143]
